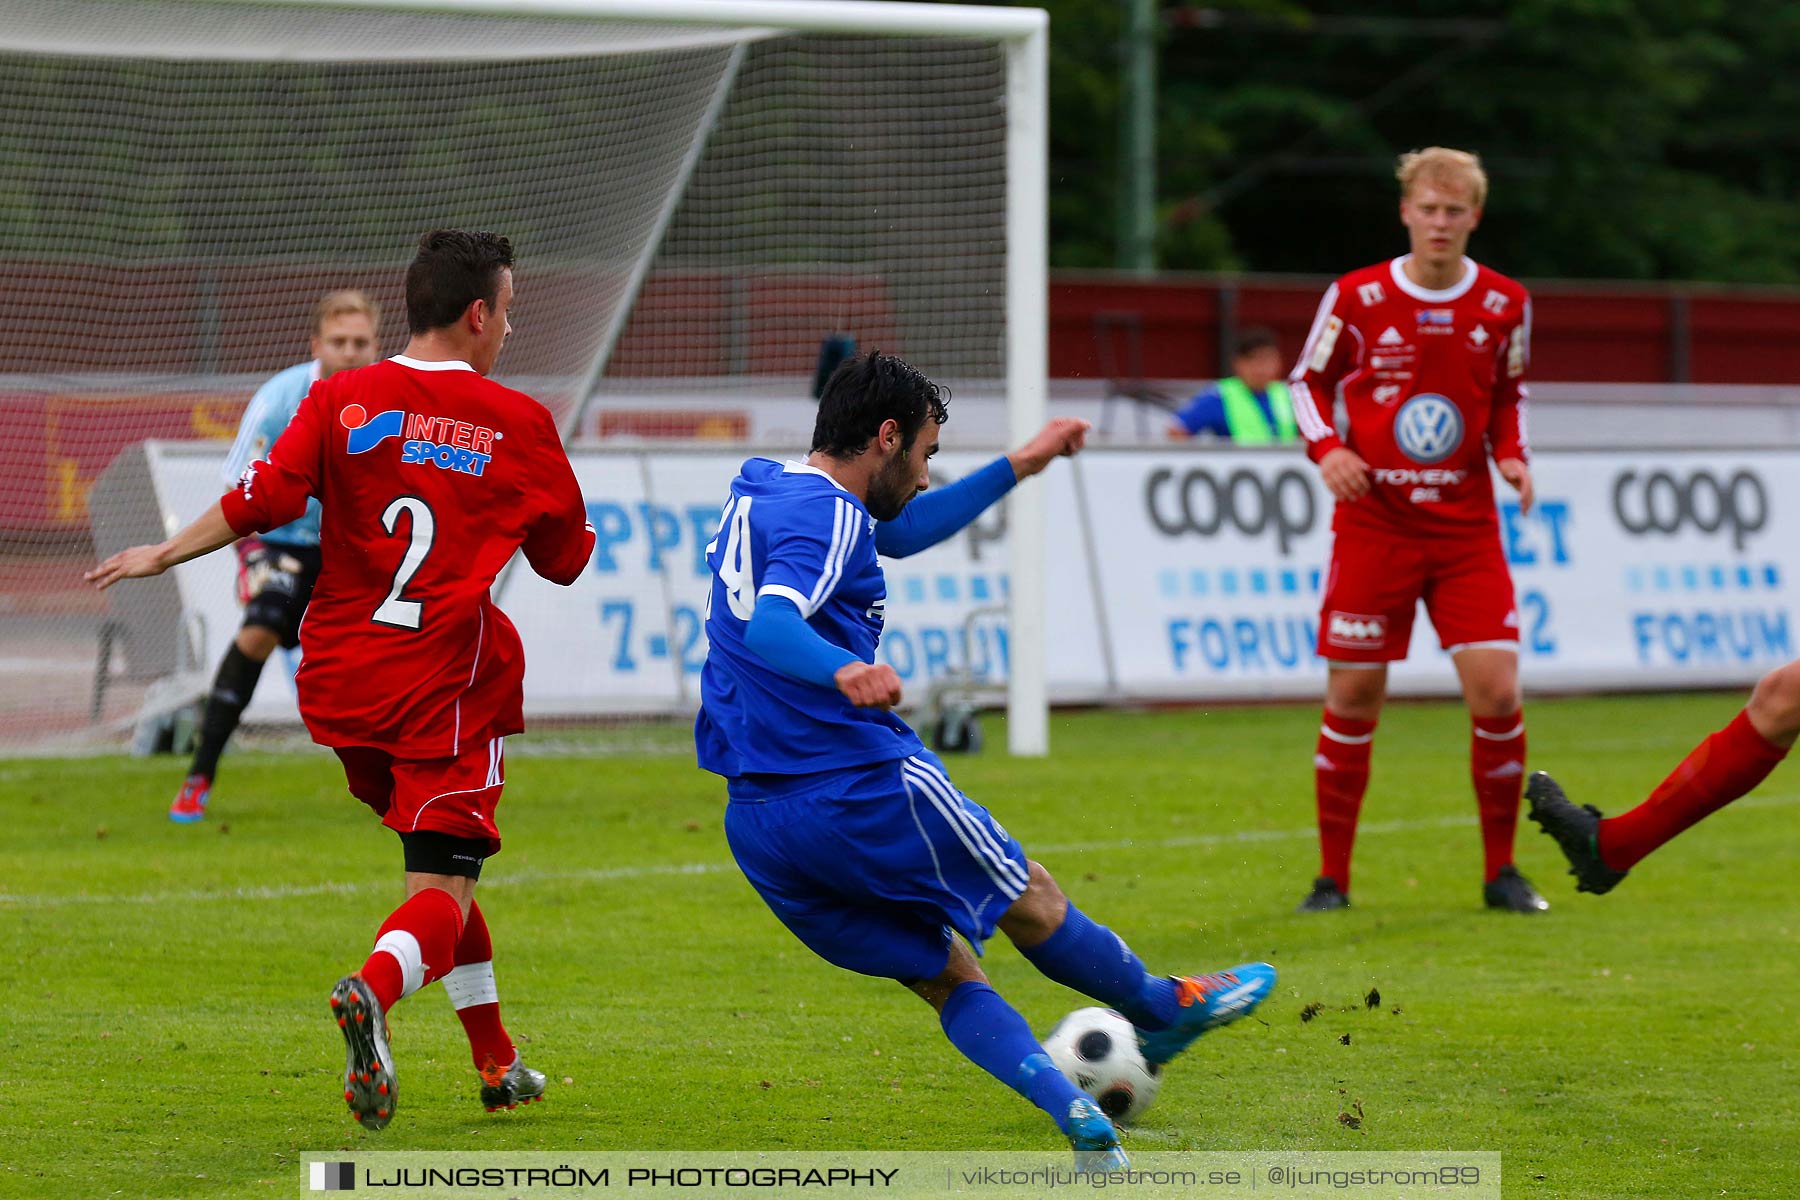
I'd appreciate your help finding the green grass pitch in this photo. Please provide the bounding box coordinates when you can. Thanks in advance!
[5,693,1798,1198]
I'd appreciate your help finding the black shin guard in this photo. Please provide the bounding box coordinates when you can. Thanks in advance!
[190,644,268,778]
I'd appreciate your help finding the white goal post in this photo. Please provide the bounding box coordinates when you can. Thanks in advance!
[327,0,1055,757]
[0,0,1050,755]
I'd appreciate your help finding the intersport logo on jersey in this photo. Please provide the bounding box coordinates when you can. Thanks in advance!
[341,404,499,476]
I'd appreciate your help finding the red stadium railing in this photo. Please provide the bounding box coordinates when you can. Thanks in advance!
[1049,270,1800,386]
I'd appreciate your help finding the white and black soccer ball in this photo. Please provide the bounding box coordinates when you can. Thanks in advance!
[1042,1006,1162,1124]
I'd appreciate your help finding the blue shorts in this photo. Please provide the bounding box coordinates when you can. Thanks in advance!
[724,751,1030,983]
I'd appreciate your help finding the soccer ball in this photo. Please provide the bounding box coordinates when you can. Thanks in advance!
[1041,1007,1162,1123]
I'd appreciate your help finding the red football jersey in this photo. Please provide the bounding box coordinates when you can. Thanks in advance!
[1289,255,1530,536]
[220,355,595,758]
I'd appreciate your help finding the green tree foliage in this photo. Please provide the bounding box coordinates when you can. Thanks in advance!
[1008,0,1800,281]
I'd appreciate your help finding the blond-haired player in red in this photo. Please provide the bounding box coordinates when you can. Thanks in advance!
[1290,147,1544,913]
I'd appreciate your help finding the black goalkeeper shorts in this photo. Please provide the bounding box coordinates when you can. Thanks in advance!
[236,539,322,649]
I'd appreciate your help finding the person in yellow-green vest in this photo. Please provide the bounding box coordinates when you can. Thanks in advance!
[1168,327,1297,444]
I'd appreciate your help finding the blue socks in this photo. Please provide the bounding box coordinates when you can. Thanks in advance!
[1017,905,1179,1031]
[935,910,1177,1138]
[939,981,1086,1134]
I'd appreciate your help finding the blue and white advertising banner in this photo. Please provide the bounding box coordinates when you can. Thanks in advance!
[1063,448,1796,699]
[137,444,1800,721]
[501,451,1111,712]
[1081,451,1333,698]
[1500,452,1792,691]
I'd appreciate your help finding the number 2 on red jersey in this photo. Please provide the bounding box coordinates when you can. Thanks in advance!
[372,495,435,630]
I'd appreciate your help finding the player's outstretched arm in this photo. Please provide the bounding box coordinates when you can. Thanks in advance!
[1006,417,1090,480]
[875,418,1091,560]
[86,501,238,590]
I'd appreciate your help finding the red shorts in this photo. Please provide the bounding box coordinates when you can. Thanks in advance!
[1317,527,1517,663]
[335,734,507,856]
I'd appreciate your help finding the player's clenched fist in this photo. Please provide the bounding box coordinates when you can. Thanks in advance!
[835,661,903,709]
[1008,417,1091,480]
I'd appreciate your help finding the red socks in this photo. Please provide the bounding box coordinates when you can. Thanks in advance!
[1316,709,1528,891]
[1314,710,1376,891]
[358,887,465,1011]
[443,901,517,1076]
[354,891,516,1077]
[1600,710,1788,870]
[1471,712,1527,883]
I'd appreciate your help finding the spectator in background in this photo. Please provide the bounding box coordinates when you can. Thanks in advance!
[1167,327,1296,443]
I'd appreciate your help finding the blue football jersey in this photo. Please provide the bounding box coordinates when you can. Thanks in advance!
[221,360,322,547]
[695,458,924,778]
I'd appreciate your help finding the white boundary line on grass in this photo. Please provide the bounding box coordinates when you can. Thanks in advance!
[9,792,1799,909]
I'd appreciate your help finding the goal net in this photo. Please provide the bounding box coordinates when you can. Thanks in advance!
[0,0,1048,755]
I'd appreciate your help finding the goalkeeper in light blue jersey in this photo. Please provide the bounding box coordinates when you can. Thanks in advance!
[169,290,381,823]
[697,351,1277,1169]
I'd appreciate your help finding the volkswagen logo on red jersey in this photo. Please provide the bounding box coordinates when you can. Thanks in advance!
[1393,393,1464,464]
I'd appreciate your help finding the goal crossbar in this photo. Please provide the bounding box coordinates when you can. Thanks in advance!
[237,0,1047,41]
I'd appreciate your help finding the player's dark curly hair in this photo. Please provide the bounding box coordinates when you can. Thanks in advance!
[405,229,515,334]
[810,351,949,458]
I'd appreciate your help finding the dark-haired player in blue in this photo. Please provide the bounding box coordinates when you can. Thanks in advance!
[697,351,1276,1168]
